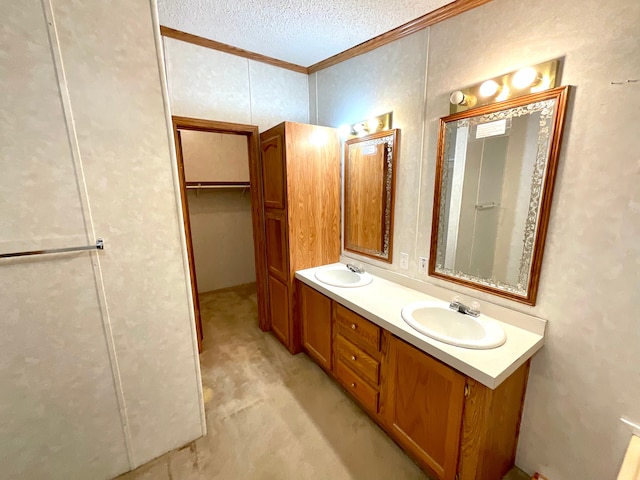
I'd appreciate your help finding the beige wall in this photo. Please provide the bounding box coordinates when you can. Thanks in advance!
[187,190,256,292]
[181,130,250,183]
[313,0,640,478]
[0,1,203,478]
[163,37,309,131]
[180,130,255,292]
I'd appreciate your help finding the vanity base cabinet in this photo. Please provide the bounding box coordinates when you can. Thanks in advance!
[299,283,332,372]
[381,335,466,480]
[296,286,530,480]
[268,276,291,347]
[456,361,530,480]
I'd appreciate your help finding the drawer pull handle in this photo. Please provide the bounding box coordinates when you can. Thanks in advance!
[351,324,357,330]
[350,382,356,388]
[351,355,357,361]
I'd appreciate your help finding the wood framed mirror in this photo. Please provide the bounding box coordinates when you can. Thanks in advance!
[344,129,400,263]
[429,86,570,305]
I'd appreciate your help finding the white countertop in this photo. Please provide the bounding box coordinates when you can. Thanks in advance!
[295,263,545,389]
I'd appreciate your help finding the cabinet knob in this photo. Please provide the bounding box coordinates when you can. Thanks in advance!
[350,382,356,388]
[351,324,357,330]
[350,355,357,361]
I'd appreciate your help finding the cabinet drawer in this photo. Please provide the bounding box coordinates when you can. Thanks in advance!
[336,335,380,386]
[334,304,381,355]
[335,359,379,413]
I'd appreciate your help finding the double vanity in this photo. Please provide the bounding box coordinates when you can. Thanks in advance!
[295,263,545,480]
[257,80,570,479]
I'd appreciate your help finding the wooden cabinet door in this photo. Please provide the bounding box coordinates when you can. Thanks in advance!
[264,210,288,282]
[382,336,466,480]
[268,275,289,347]
[299,283,332,371]
[260,131,286,209]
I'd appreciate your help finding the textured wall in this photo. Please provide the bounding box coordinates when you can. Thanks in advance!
[181,130,250,183]
[313,30,430,270]
[163,37,309,131]
[0,0,204,478]
[315,0,640,477]
[187,189,256,292]
[180,130,255,292]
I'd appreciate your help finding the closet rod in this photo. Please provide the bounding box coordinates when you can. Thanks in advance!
[0,238,104,259]
[186,184,250,189]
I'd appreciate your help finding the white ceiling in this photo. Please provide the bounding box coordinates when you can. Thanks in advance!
[157,0,454,67]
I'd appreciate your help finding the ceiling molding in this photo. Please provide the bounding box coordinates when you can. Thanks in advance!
[159,26,309,74]
[160,0,493,75]
[308,0,493,73]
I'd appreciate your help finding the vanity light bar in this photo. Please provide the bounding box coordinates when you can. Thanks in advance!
[339,112,393,138]
[449,58,560,114]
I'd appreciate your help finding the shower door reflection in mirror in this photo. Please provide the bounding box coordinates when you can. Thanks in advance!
[429,86,570,305]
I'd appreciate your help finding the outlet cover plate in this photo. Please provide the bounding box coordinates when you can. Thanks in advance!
[400,253,409,270]
[419,256,428,274]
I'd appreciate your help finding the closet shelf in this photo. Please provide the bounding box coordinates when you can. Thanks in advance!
[185,182,250,190]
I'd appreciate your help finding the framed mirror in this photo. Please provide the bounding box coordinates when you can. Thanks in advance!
[344,129,400,263]
[429,86,570,305]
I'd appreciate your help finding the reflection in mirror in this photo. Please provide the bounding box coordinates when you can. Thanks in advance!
[344,129,399,263]
[429,86,570,305]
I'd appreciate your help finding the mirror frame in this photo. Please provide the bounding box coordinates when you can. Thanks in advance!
[343,129,400,263]
[429,86,570,305]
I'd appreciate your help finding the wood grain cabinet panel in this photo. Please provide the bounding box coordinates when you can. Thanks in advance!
[335,359,379,414]
[335,335,380,386]
[268,276,289,346]
[259,122,341,353]
[261,129,286,210]
[264,211,288,282]
[382,336,466,480]
[334,303,381,356]
[300,283,332,371]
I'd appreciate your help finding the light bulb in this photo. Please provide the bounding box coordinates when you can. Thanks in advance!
[367,118,381,132]
[353,122,365,133]
[479,80,500,97]
[512,67,540,89]
[495,85,510,102]
[450,90,466,105]
[530,75,551,93]
[337,124,351,138]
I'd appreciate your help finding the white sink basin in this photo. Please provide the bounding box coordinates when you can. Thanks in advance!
[314,265,373,288]
[401,301,506,349]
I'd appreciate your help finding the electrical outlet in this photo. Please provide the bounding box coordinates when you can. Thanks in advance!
[399,253,409,270]
[419,256,428,274]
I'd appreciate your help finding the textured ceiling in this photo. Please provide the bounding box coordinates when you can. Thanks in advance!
[157,0,454,67]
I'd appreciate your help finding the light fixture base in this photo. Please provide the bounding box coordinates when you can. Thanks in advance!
[449,58,560,114]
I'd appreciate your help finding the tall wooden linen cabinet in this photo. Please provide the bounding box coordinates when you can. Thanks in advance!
[259,122,341,353]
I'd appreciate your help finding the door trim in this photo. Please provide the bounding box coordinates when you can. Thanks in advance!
[171,116,269,351]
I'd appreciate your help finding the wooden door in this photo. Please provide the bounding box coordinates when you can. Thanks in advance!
[260,128,286,210]
[299,283,332,371]
[382,336,466,480]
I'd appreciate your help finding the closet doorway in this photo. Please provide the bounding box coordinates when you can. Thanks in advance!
[171,117,267,352]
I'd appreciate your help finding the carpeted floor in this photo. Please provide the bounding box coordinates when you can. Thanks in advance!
[117,283,429,479]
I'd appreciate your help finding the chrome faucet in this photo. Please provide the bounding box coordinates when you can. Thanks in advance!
[346,263,364,274]
[449,300,480,317]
